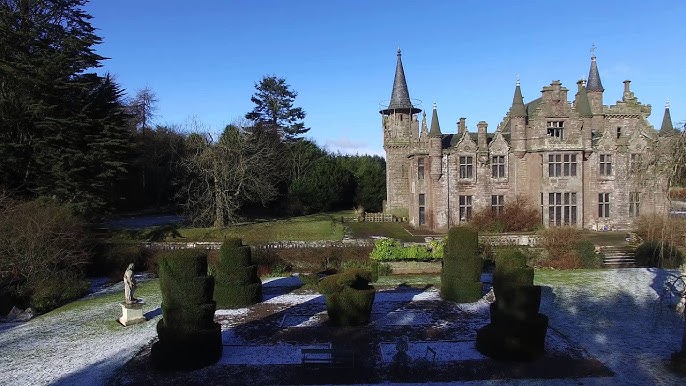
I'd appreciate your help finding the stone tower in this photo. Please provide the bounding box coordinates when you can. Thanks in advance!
[381,49,421,217]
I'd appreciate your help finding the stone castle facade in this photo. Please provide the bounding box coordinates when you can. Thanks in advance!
[381,49,675,231]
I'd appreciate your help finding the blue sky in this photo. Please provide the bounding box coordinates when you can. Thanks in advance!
[85,0,685,156]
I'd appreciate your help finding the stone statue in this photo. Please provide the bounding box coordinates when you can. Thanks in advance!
[123,263,137,304]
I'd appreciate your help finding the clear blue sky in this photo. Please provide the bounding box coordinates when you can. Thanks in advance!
[85,0,685,156]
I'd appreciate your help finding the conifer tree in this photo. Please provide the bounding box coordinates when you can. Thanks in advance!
[0,0,131,215]
[245,75,308,140]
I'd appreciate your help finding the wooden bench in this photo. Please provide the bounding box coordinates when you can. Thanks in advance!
[301,348,355,367]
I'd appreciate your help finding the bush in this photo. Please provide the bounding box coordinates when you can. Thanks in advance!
[441,226,482,303]
[634,214,686,247]
[538,227,601,269]
[369,238,443,262]
[340,259,391,282]
[471,195,541,233]
[317,269,375,326]
[152,249,221,370]
[634,241,685,269]
[477,247,547,360]
[89,241,151,279]
[213,238,262,309]
[251,245,372,274]
[0,194,90,313]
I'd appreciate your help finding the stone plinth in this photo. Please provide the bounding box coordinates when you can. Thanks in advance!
[119,302,146,326]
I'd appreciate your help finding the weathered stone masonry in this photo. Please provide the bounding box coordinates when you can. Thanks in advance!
[382,49,675,232]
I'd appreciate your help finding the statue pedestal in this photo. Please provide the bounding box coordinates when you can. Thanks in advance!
[119,301,146,326]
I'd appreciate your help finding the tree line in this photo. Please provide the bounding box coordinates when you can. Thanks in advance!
[0,0,386,227]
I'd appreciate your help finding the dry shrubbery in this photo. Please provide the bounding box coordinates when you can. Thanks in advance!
[669,187,686,202]
[633,214,686,247]
[537,226,601,269]
[251,245,373,274]
[471,195,541,233]
[0,193,91,313]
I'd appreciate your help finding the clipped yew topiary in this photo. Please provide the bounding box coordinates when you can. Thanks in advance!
[476,247,548,361]
[213,238,262,308]
[318,269,375,326]
[151,249,222,370]
[440,226,482,303]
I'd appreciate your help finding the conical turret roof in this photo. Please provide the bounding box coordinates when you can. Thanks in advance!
[380,49,421,115]
[510,80,526,117]
[586,55,604,92]
[576,80,593,117]
[660,100,676,134]
[429,102,442,136]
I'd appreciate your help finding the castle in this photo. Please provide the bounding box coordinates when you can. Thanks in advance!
[381,49,676,231]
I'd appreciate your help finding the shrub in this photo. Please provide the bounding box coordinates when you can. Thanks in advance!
[634,240,685,269]
[0,194,90,313]
[669,187,686,201]
[441,226,482,303]
[340,259,391,282]
[213,238,262,308]
[251,245,372,274]
[152,249,221,370]
[634,214,686,247]
[471,195,541,233]
[537,226,600,269]
[317,269,375,326]
[90,242,151,279]
[369,238,442,262]
[477,246,548,361]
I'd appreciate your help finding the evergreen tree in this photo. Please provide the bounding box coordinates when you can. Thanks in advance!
[0,1,131,215]
[245,75,308,140]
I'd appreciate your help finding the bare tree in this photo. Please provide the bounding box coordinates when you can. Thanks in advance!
[178,121,283,227]
[128,87,158,130]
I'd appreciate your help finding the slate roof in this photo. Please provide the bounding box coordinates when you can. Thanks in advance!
[586,56,604,92]
[429,104,442,136]
[660,105,676,134]
[510,83,526,117]
[380,49,421,115]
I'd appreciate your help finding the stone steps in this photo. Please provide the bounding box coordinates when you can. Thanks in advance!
[602,246,636,268]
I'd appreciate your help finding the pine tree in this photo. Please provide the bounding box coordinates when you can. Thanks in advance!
[245,75,308,140]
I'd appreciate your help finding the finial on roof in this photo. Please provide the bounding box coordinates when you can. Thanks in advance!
[516,74,520,86]
[660,99,675,134]
[586,46,604,92]
[429,102,441,136]
[666,98,670,109]
[380,48,421,115]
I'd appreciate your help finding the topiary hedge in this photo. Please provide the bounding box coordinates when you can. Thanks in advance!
[440,226,482,303]
[213,238,262,308]
[634,240,685,269]
[369,238,443,261]
[151,249,221,370]
[318,269,375,326]
[476,247,548,361]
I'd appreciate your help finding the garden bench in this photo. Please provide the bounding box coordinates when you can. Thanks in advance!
[301,347,355,367]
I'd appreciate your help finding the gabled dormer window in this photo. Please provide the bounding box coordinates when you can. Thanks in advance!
[547,121,564,139]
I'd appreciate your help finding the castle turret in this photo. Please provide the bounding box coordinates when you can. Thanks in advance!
[381,49,421,215]
[429,102,443,179]
[586,50,604,115]
[509,79,527,156]
[660,100,676,135]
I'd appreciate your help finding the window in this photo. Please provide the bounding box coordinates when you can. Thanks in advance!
[599,154,612,176]
[598,193,610,218]
[459,195,473,221]
[417,158,425,180]
[548,192,577,226]
[629,192,640,217]
[418,194,426,225]
[630,154,641,172]
[401,164,406,178]
[491,195,504,215]
[459,156,473,179]
[492,155,506,178]
[548,153,577,177]
[616,127,622,139]
[547,121,564,139]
